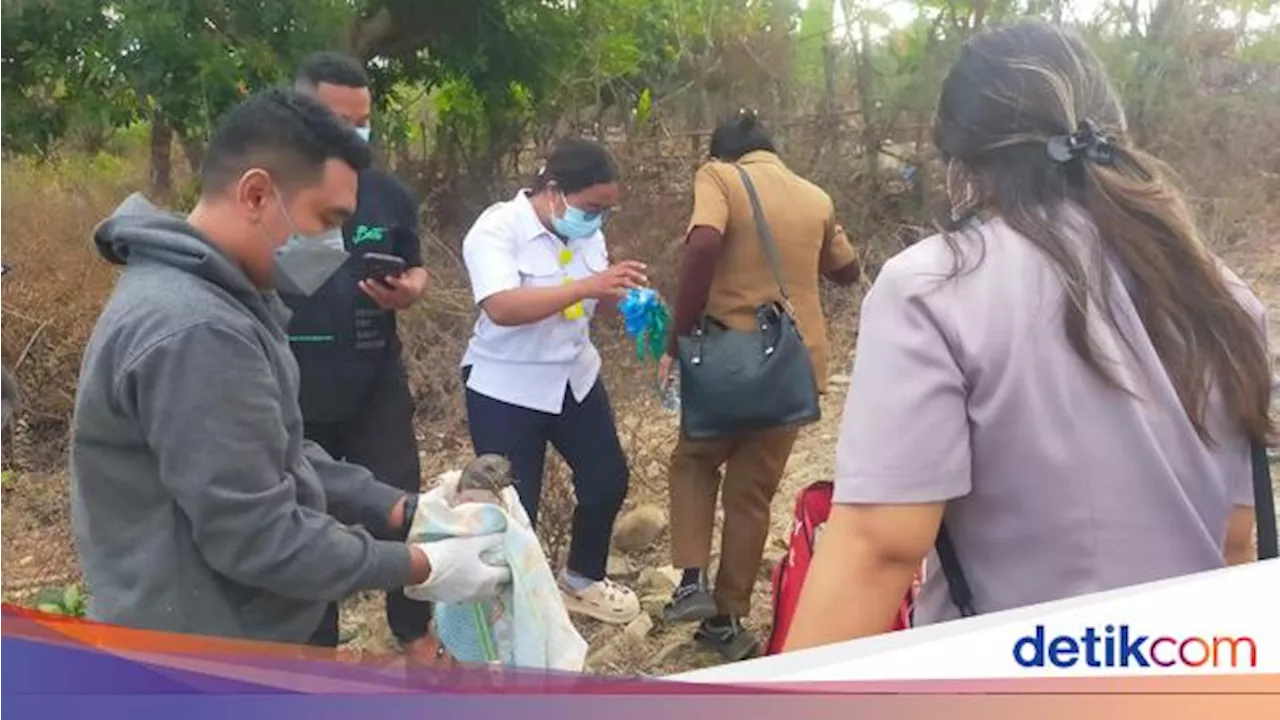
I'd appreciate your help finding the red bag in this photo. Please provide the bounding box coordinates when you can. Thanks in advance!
[765,481,915,655]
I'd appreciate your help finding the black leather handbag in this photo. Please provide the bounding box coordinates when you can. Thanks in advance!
[676,165,822,441]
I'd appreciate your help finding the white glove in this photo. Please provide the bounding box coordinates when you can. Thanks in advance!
[405,534,511,603]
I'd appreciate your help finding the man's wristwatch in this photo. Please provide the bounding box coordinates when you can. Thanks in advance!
[400,493,419,541]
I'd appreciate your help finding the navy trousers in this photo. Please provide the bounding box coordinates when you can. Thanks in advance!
[463,368,629,581]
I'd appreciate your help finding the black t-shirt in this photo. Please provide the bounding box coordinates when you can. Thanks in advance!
[283,167,423,423]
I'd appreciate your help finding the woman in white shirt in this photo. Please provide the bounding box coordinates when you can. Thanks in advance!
[459,139,647,624]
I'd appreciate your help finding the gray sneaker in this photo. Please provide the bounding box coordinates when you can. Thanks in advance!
[695,617,760,662]
[662,584,718,623]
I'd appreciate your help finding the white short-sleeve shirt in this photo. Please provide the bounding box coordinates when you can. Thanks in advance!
[460,190,608,414]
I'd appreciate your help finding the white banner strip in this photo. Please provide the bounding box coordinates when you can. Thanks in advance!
[671,560,1280,683]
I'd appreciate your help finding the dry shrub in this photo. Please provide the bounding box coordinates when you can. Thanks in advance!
[3,75,1278,473]
[1,153,143,467]
[1168,101,1280,254]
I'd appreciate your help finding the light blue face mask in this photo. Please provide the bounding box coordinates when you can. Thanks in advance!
[354,126,372,143]
[269,189,349,296]
[551,193,604,239]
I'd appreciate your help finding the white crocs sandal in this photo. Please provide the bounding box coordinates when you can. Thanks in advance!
[559,576,641,625]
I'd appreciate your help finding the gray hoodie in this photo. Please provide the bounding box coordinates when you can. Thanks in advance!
[71,194,414,643]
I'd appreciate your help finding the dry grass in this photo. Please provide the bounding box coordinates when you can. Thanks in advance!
[2,77,1279,676]
[1,154,144,465]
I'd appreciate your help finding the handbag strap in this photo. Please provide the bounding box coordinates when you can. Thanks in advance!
[934,522,976,617]
[732,164,791,305]
[935,440,1278,619]
[1253,440,1277,560]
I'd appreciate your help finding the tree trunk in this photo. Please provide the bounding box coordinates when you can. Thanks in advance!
[769,0,797,113]
[1233,2,1250,42]
[149,113,174,198]
[822,23,837,116]
[972,0,990,30]
[811,23,838,168]
[178,131,204,176]
[855,15,879,184]
[1131,0,1189,143]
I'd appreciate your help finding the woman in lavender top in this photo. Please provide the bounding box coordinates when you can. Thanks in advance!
[786,21,1271,650]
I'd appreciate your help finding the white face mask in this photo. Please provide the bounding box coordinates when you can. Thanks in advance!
[354,126,372,142]
[268,188,349,296]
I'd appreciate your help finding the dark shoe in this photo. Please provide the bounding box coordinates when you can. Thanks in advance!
[662,583,718,623]
[694,617,759,662]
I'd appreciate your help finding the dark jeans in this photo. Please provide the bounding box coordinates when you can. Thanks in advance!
[305,360,430,645]
[463,368,629,581]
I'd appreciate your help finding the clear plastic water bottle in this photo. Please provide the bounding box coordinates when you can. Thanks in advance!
[661,367,681,413]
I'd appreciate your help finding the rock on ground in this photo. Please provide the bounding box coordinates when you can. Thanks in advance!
[624,612,654,639]
[607,554,639,578]
[637,565,681,595]
[612,504,668,552]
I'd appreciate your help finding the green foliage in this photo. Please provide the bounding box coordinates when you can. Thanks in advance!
[113,0,348,141]
[3,0,1279,191]
[3,0,349,155]
[33,585,88,618]
[634,88,653,129]
[794,0,835,93]
[1,0,135,156]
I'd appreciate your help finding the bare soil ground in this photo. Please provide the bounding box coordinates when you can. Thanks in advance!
[3,232,1277,678]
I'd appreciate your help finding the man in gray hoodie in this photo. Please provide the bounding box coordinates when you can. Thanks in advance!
[70,87,508,647]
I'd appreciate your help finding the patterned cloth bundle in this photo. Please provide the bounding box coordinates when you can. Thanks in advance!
[405,456,587,670]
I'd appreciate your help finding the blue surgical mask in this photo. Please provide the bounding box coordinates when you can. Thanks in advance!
[268,189,349,296]
[354,126,372,143]
[551,193,604,239]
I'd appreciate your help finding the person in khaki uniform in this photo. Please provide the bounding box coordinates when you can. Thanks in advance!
[656,111,861,660]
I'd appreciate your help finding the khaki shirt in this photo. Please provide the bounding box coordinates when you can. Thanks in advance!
[687,151,856,393]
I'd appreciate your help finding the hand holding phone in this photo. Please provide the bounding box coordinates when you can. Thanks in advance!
[361,252,408,285]
[358,252,422,311]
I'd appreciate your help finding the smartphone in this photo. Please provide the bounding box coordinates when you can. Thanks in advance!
[361,252,407,283]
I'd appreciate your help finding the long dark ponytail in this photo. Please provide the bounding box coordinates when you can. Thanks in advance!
[934,20,1272,446]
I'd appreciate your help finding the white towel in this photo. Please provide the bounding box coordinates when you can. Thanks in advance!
[405,470,587,671]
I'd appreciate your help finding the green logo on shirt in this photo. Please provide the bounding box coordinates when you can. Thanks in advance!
[352,225,387,245]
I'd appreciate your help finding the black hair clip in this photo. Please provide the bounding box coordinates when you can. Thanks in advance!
[1047,119,1116,166]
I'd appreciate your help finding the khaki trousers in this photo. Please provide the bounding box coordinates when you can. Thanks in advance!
[668,425,800,617]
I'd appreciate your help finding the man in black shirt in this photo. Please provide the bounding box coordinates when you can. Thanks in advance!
[288,52,432,656]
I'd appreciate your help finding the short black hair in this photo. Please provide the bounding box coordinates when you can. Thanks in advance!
[532,138,619,194]
[709,109,776,161]
[200,87,371,196]
[294,51,369,90]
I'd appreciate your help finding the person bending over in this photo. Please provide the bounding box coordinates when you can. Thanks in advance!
[71,87,509,649]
